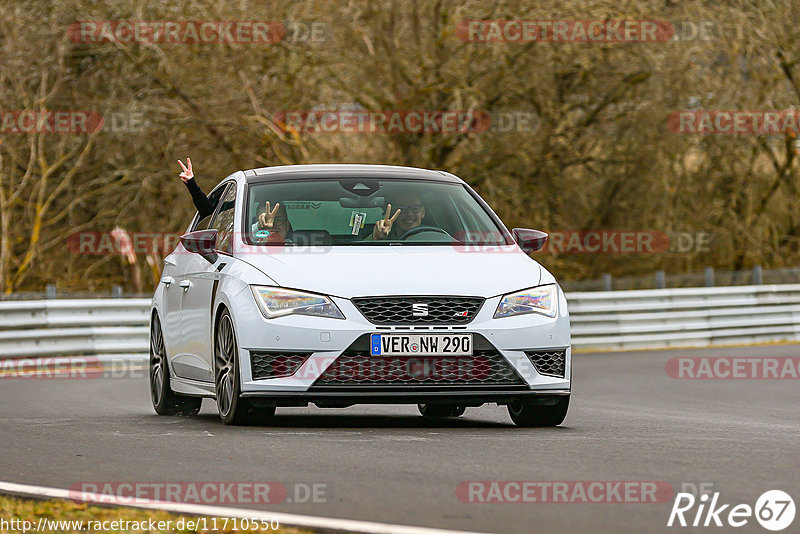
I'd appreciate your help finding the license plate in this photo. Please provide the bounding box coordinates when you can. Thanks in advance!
[370,333,473,356]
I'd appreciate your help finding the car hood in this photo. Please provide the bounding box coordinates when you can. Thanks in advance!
[237,245,544,298]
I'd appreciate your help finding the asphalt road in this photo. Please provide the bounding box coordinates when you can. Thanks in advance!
[1,345,799,533]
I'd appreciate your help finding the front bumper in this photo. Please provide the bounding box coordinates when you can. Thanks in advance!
[228,286,572,399]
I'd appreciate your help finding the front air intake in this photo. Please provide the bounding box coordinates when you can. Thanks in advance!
[250,352,311,380]
[524,350,567,378]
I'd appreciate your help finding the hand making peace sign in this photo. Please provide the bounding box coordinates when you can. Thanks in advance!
[177,158,194,182]
[372,203,402,239]
[258,201,283,230]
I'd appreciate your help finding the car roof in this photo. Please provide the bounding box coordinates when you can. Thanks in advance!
[239,164,463,184]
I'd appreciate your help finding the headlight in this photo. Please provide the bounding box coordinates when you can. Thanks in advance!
[494,284,557,319]
[251,286,345,320]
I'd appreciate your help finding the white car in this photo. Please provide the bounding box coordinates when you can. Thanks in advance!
[149,164,571,426]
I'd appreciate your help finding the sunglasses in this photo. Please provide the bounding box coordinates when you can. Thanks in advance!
[395,205,423,215]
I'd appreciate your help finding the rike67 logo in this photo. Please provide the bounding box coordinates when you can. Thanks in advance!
[668,490,795,531]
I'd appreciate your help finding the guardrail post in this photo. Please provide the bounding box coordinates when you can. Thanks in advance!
[704,267,715,287]
[112,286,123,298]
[45,284,56,299]
[753,265,763,285]
[655,270,666,289]
[602,273,612,291]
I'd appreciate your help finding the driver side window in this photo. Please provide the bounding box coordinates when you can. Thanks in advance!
[191,184,228,231]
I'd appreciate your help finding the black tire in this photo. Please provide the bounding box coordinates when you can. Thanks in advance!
[214,310,276,425]
[150,313,202,416]
[418,404,466,418]
[507,396,569,427]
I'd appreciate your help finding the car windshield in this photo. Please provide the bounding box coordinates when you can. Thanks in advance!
[245,178,508,246]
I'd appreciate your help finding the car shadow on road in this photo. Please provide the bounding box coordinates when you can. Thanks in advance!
[177,412,577,431]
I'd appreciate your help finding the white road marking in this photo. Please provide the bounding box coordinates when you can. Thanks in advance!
[113,431,175,436]
[0,481,484,534]
[262,431,321,435]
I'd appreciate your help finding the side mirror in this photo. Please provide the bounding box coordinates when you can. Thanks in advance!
[512,228,548,253]
[180,229,219,264]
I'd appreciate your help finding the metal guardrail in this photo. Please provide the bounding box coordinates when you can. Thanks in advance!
[2,285,800,360]
[0,299,150,360]
[569,284,800,350]
[560,265,800,292]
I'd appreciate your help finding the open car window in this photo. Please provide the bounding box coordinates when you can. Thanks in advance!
[191,184,229,231]
[245,179,508,246]
[209,184,237,253]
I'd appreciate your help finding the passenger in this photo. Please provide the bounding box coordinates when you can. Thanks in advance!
[177,158,289,243]
[178,158,214,218]
[252,201,291,243]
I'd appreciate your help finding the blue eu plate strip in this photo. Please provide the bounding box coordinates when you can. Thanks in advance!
[370,334,381,356]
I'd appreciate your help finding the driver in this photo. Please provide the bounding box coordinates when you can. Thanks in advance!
[371,193,425,240]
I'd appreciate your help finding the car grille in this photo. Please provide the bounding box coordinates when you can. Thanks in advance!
[311,351,525,388]
[351,296,484,325]
[250,352,311,380]
[524,350,567,378]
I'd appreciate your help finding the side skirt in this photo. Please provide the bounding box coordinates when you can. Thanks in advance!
[170,376,216,397]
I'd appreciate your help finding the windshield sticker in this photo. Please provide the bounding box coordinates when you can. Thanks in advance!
[350,211,366,235]
[254,229,271,238]
[282,201,322,210]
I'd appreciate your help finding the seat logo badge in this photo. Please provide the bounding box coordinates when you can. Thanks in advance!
[412,303,429,316]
